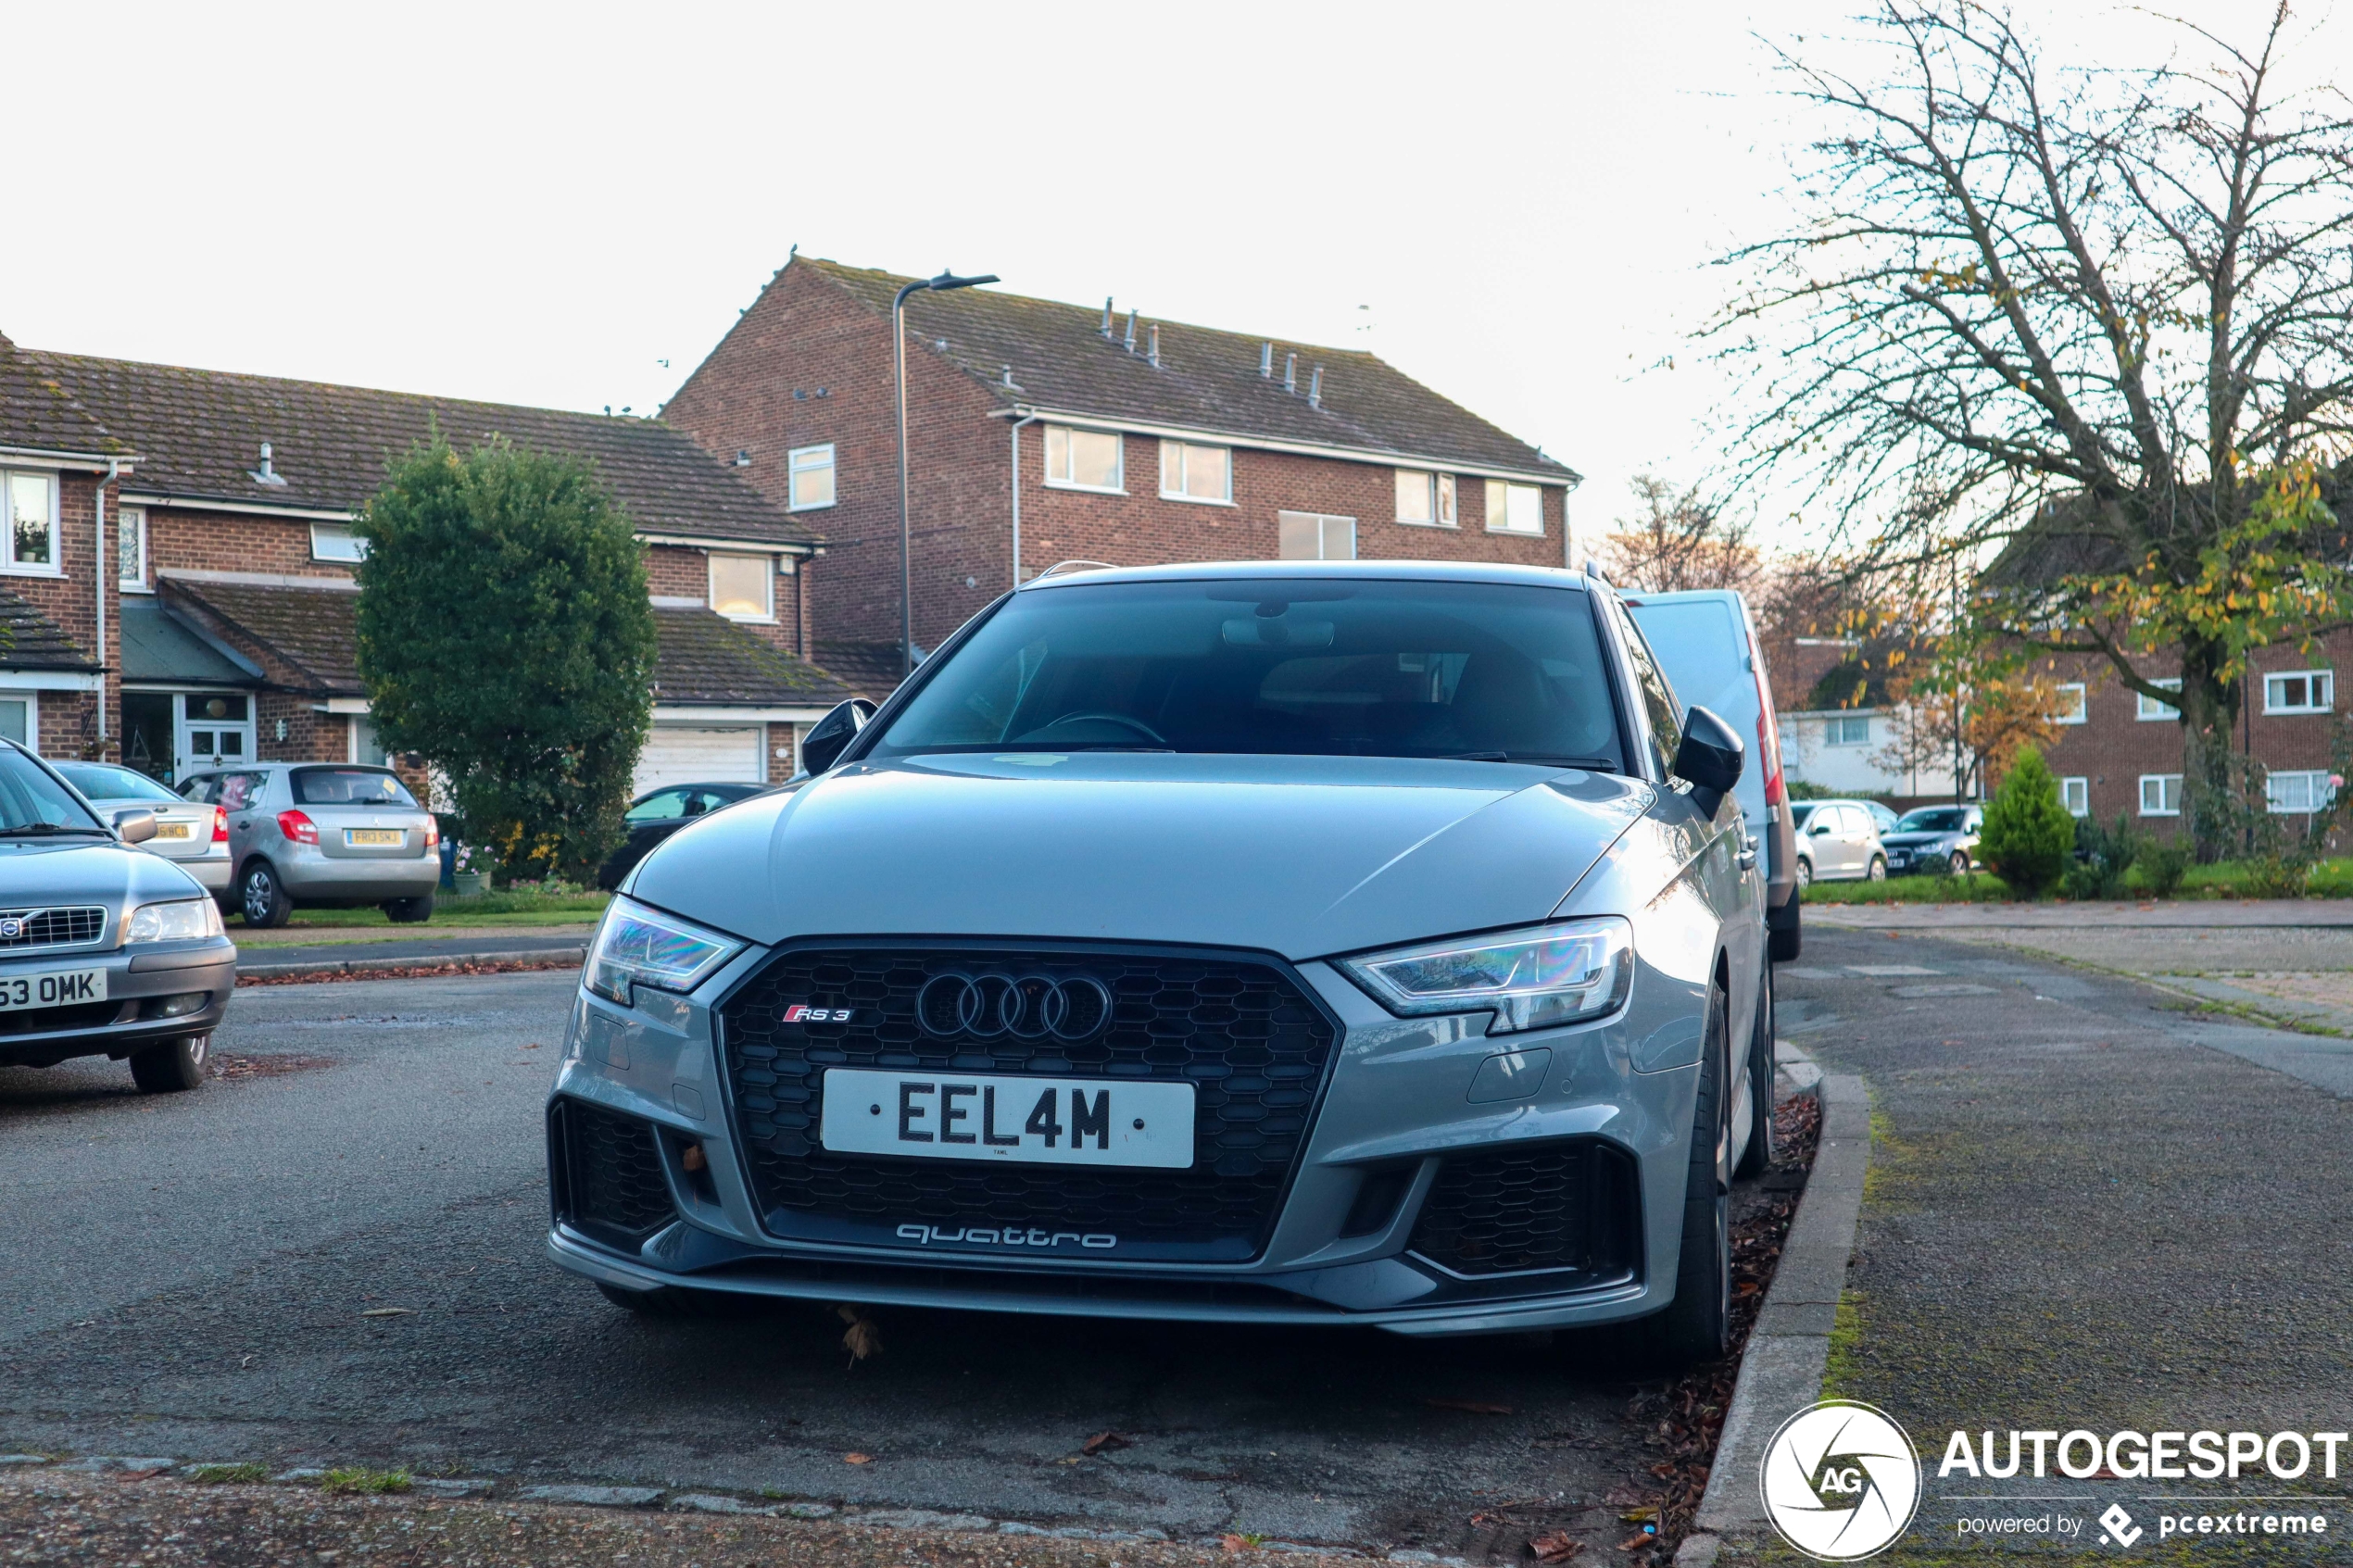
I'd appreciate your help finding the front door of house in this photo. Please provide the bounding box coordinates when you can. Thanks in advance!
[176,693,255,777]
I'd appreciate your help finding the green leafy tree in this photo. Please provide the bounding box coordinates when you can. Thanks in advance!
[1976,746,2074,897]
[355,433,657,884]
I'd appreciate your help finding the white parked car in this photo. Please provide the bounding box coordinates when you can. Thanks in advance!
[50,762,231,896]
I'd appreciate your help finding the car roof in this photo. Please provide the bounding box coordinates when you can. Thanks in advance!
[1016,559,1598,594]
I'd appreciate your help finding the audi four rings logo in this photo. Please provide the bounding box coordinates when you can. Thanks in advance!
[915,972,1114,1041]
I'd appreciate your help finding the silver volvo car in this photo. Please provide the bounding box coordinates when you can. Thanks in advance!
[547,562,1772,1363]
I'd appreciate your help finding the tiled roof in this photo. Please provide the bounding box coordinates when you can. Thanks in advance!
[0,586,95,671]
[785,258,1576,483]
[0,332,122,458]
[120,597,261,685]
[811,640,910,704]
[652,608,854,708]
[22,349,816,550]
[162,576,364,696]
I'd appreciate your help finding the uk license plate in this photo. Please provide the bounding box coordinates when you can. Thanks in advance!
[152,822,191,841]
[0,968,107,1012]
[819,1069,1194,1169]
[345,828,404,847]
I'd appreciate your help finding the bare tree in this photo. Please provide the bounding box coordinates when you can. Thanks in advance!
[1600,474,1763,594]
[1713,1,2353,855]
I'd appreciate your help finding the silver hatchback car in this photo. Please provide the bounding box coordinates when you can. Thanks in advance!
[178,763,440,926]
[548,561,1774,1366]
[51,761,232,895]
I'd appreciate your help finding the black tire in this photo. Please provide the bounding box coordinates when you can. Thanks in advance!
[1867,855,1888,883]
[1950,849,1970,877]
[130,1034,209,1094]
[384,892,435,923]
[595,1281,736,1319]
[1630,981,1733,1369]
[1734,965,1775,1180]
[240,861,292,928]
[1793,856,1814,894]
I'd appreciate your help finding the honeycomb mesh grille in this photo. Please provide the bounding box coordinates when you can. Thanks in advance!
[557,1099,674,1248]
[718,945,1339,1260]
[0,907,106,950]
[1409,1139,1641,1278]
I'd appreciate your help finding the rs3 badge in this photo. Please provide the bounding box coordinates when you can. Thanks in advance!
[781,1004,856,1024]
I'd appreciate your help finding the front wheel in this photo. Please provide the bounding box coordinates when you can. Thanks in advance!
[1867,855,1888,883]
[240,862,291,928]
[1950,849,1970,877]
[1629,982,1732,1368]
[130,1034,209,1094]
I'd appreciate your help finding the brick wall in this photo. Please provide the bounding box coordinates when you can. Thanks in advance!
[142,508,328,581]
[256,694,350,764]
[665,262,1571,656]
[4,474,112,759]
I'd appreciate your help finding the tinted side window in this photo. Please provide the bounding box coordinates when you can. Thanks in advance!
[217,772,262,811]
[1606,598,1680,774]
[179,775,219,804]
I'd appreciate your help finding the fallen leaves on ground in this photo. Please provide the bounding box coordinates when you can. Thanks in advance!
[1081,1431,1132,1455]
[1531,1529,1582,1562]
[836,1303,883,1362]
[842,1452,873,1465]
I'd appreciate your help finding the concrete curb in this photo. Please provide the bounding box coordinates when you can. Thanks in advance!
[238,945,585,982]
[1677,1069,1872,1568]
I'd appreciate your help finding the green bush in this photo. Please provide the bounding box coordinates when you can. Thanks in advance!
[2132,842,2190,897]
[1976,746,2075,897]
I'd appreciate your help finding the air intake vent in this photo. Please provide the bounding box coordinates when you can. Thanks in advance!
[1409,1138,1641,1279]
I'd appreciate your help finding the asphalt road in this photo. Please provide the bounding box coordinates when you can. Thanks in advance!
[0,971,1743,1558]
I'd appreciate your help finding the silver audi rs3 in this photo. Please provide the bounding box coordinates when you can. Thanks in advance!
[547,561,1773,1363]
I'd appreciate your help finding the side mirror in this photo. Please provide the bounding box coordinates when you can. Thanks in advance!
[1671,705,1743,818]
[800,698,878,775]
[1811,822,1835,835]
[113,809,158,845]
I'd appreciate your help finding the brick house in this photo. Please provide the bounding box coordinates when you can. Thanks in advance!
[0,333,850,792]
[662,256,1582,693]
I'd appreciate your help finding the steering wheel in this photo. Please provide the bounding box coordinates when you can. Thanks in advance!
[1035,712,1169,745]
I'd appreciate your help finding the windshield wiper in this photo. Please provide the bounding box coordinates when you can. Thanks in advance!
[1451,752,1617,771]
[0,822,110,837]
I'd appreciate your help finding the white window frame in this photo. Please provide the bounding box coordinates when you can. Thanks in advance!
[2054,682,2087,724]
[309,522,369,563]
[2139,773,2183,816]
[1483,478,1544,536]
[2136,678,2181,721]
[786,444,836,511]
[708,552,775,622]
[2265,769,2335,814]
[1277,510,1356,561]
[117,504,149,592]
[1157,440,1232,505]
[1043,425,1126,494]
[1824,713,1871,746]
[0,691,35,751]
[2,470,62,577]
[2061,775,2090,817]
[1394,470,1458,528]
[2263,669,2334,715]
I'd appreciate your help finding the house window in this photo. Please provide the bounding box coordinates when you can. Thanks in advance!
[2266,770,2335,814]
[117,506,147,590]
[1483,479,1543,535]
[1395,470,1457,527]
[1044,425,1124,492]
[2139,773,2183,816]
[1825,714,1871,746]
[4,471,57,572]
[2054,683,2086,723]
[350,713,390,768]
[1277,510,1355,560]
[0,696,29,747]
[1158,441,1231,503]
[310,522,368,562]
[787,445,836,510]
[709,554,774,621]
[2264,670,2334,715]
[2061,776,2090,817]
[2135,678,2180,721]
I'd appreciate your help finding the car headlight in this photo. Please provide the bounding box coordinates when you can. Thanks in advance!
[1338,917,1633,1033]
[585,896,744,1007]
[123,897,225,944]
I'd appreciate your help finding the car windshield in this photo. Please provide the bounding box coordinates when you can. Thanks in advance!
[291,767,419,807]
[54,763,182,804]
[0,747,107,835]
[1896,808,1970,832]
[872,578,1627,768]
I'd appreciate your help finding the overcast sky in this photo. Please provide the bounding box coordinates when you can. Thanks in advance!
[6,2,2337,554]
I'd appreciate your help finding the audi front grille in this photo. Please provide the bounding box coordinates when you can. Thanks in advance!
[716,943,1340,1263]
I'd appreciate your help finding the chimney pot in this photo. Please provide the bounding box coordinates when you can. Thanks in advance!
[1148,324,1160,368]
[1260,342,1273,377]
[1308,367,1322,408]
[1283,352,1297,394]
[1101,297,1114,339]
[1124,309,1138,353]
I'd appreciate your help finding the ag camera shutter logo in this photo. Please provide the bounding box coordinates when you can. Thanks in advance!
[1760,1400,1923,1561]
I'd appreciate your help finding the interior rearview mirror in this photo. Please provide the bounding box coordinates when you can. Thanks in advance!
[113,809,158,845]
[1671,705,1743,818]
[800,698,878,776]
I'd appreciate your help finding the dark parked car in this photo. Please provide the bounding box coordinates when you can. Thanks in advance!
[596,783,772,891]
[1882,804,1983,876]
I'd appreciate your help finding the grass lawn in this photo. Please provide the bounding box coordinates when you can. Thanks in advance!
[1805,856,2353,904]
[257,889,609,931]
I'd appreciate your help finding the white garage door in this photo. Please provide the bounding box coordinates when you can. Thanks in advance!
[635,726,762,795]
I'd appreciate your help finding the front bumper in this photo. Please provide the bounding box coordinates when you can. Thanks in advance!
[0,937,237,1067]
[543,934,1714,1336]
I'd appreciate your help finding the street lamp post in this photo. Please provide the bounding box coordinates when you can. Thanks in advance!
[897,269,999,680]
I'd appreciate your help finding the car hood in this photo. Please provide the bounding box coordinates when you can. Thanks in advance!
[0,835,207,907]
[628,753,1655,961]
